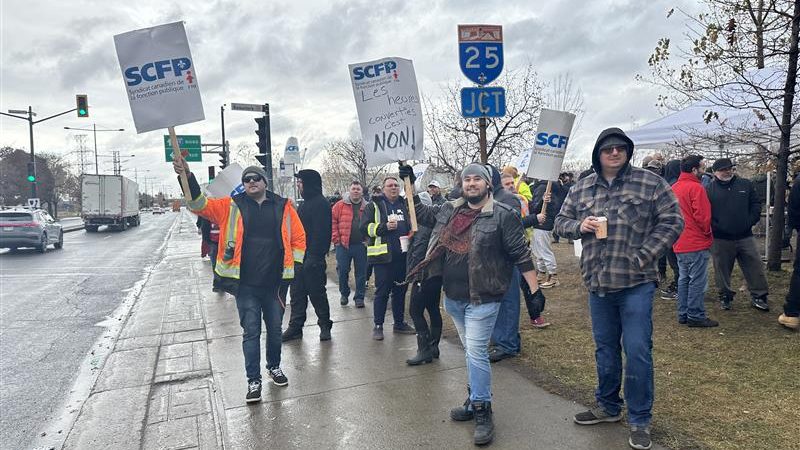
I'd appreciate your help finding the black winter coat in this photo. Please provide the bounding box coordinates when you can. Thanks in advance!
[296,170,332,263]
[706,175,761,240]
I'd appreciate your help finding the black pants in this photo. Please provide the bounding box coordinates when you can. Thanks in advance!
[521,280,545,320]
[288,261,331,329]
[409,276,443,335]
[373,254,408,326]
[658,248,679,288]
[785,234,800,316]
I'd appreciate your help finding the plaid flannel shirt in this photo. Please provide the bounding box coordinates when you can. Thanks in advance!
[554,165,683,294]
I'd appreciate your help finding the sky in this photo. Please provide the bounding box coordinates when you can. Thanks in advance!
[0,0,698,195]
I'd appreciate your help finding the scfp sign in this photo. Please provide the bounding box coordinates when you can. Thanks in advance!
[458,25,504,85]
[460,87,506,118]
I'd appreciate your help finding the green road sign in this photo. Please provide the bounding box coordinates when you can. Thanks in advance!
[164,135,202,162]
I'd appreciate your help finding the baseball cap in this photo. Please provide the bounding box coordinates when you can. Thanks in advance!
[427,180,441,188]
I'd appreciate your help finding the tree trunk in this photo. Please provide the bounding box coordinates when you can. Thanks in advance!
[767,0,800,270]
[756,0,765,69]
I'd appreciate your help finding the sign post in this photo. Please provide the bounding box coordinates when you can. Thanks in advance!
[458,24,504,163]
[114,21,205,202]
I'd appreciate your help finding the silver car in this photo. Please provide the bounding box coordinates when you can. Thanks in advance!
[0,209,64,252]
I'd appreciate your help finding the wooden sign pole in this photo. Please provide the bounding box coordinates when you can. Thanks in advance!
[540,181,552,215]
[400,160,418,233]
[169,126,192,203]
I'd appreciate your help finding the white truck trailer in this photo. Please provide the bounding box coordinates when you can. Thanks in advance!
[81,174,140,232]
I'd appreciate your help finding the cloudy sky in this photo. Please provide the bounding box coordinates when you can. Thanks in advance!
[1,0,697,194]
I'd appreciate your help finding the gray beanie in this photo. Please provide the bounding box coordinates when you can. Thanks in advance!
[241,165,268,181]
[461,163,491,185]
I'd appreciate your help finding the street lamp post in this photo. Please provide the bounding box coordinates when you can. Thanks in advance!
[64,124,125,174]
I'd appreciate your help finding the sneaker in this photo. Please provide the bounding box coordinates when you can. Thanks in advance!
[355,300,365,308]
[340,295,349,306]
[319,324,332,341]
[660,289,677,300]
[268,367,288,386]
[372,325,384,341]
[778,313,800,330]
[531,317,551,328]
[751,296,770,312]
[688,318,719,328]
[488,348,516,363]
[245,380,262,403]
[629,425,652,450]
[393,322,416,334]
[573,407,622,425]
[540,275,560,289]
[719,292,733,310]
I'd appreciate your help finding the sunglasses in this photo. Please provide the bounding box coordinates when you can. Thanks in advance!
[242,175,263,183]
[600,146,627,155]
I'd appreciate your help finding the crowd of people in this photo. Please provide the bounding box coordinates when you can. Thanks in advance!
[178,125,799,450]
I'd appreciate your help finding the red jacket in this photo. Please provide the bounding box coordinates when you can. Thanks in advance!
[672,172,713,253]
[332,196,367,248]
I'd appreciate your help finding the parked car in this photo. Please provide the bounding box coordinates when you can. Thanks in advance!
[0,209,63,252]
[152,207,165,214]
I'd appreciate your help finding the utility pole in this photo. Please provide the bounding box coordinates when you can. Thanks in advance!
[220,105,227,164]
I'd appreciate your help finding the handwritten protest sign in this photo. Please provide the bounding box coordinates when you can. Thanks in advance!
[349,57,424,168]
[114,21,205,134]
[525,109,576,181]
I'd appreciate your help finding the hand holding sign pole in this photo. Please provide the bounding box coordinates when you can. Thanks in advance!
[114,21,205,202]
[349,56,423,233]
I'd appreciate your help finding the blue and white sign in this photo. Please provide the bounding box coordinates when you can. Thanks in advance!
[114,21,205,134]
[461,87,506,118]
[284,137,300,164]
[526,109,577,181]
[458,24,504,85]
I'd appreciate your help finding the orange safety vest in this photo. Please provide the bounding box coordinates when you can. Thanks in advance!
[188,194,305,280]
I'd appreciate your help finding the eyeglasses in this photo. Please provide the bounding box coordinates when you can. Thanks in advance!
[600,146,627,155]
[242,175,263,183]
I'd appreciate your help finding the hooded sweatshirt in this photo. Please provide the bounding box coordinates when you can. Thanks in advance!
[555,127,683,293]
[296,169,332,263]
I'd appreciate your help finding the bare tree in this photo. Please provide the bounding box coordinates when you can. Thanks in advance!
[642,0,800,270]
[424,64,546,174]
[230,142,257,168]
[320,139,391,194]
[546,72,586,136]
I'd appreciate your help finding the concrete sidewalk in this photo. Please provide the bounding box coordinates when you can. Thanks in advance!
[56,211,664,449]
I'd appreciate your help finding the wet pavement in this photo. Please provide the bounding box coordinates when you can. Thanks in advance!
[49,210,665,449]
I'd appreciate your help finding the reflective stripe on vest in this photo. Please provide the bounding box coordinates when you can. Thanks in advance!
[218,201,241,279]
[366,203,388,257]
[188,194,208,211]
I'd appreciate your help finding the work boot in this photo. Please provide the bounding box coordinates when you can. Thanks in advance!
[751,294,770,312]
[281,327,303,342]
[472,401,495,445]
[319,323,332,341]
[778,313,800,330]
[450,385,473,421]
[430,326,442,359]
[719,291,734,310]
[406,330,433,365]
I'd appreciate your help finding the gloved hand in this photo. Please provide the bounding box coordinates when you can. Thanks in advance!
[524,286,546,308]
[399,163,416,184]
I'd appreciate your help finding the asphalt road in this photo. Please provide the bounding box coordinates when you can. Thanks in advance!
[0,211,180,450]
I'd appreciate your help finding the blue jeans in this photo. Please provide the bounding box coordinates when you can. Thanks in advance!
[445,297,501,403]
[335,243,367,301]
[490,268,521,354]
[235,283,285,382]
[676,250,710,321]
[589,282,655,427]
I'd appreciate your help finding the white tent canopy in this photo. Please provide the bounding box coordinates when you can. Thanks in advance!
[627,67,787,148]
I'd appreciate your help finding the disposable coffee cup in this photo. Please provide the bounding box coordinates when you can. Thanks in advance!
[399,235,410,253]
[594,217,608,239]
[387,214,399,223]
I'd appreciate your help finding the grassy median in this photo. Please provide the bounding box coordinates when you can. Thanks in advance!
[516,242,798,450]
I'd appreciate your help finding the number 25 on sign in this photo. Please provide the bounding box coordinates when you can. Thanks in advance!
[458,24,504,85]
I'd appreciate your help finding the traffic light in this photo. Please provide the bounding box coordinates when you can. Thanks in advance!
[26,162,36,182]
[218,149,228,170]
[208,166,216,181]
[76,94,89,118]
[255,117,267,154]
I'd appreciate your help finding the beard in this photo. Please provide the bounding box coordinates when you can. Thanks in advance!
[463,187,489,205]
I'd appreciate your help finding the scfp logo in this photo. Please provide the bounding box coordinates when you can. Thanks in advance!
[352,60,397,80]
[536,132,569,149]
[125,58,193,86]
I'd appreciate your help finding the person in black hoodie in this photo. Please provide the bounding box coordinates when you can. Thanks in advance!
[779,173,800,329]
[706,158,770,311]
[283,169,334,341]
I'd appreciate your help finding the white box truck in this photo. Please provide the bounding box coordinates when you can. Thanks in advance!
[81,174,140,232]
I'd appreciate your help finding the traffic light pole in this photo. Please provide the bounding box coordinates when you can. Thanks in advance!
[1,105,79,199]
[262,104,274,192]
[220,105,227,165]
